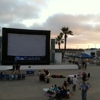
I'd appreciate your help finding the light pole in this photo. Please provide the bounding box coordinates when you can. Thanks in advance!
[76,45,78,49]
[95,44,96,49]
[88,45,89,49]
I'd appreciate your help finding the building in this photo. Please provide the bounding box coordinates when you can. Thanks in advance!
[0,36,1,63]
[85,48,100,58]
[55,48,84,63]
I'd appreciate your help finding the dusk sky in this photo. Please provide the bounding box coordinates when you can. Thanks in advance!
[0,0,100,49]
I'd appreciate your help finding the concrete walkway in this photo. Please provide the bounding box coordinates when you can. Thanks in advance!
[0,64,100,100]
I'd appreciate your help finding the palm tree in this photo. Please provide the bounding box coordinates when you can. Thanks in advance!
[55,33,64,49]
[61,27,73,50]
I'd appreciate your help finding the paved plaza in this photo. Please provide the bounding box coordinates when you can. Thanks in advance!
[0,64,100,100]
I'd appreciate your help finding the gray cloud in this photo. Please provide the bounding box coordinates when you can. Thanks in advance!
[0,0,47,24]
[0,22,28,36]
[30,13,100,48]
[7,22,28,29]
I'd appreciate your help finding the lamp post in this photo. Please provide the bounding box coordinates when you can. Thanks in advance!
[88,45,89,49]
[76,45,78,49]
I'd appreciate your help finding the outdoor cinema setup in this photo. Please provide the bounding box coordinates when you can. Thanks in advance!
[2,28,50,65]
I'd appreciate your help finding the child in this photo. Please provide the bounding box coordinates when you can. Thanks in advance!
[47,85,54,94]
[38,71,41,76]
[67,89,70,99]
[10,73,14,79]
[54,84,58,93]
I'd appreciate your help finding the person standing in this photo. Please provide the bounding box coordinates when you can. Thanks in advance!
[16,64,18,74]
[82,61,85,68]
[81,80,89,100]
[18,64,20,74]
[72,75,78,91]
[16,63,20,74]
[12,64,16,74]
[84,61,87,70]
[76,61,80,69]
[82,72,87,81]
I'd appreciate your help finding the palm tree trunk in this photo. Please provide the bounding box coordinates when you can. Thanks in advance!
[64,34,67,50]
[58,43,60,49]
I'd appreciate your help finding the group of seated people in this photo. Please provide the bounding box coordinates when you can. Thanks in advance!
[38,69,51,83]
[67,72,90,83]
[46,83,70,99]
[0,71,25,80]
[77,72,90,81]
[0,71,6,79]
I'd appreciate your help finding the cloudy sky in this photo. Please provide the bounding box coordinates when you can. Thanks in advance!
[0,0,100,49]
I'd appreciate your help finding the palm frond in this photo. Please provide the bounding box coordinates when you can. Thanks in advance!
[68,31,73,35]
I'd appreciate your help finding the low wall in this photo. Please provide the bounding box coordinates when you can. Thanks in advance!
[0,64,78,70]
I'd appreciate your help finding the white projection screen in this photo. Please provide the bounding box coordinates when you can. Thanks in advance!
[7,33,46,56]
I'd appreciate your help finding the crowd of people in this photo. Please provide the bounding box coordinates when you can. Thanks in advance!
[45,75,77,99]
[68,59,88,70]
[45,71,90,100]
[0,63,21,80]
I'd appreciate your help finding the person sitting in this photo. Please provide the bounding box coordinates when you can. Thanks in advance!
[54,84,58,93]
[54,86,62,100]
[39,69,46,81]
[67,77,72,85]
[3,71,6,77]
[39,72,45,81]
[61,84,67,98]
[66,89,70,99]
[10,73,14,80]
[0,72,5,79]
[63,81,67,88]
[62,84,66,90]
[47,85,54,94]
[38,71,41,76]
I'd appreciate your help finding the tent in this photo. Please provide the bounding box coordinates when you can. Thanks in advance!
[75,53,93,59]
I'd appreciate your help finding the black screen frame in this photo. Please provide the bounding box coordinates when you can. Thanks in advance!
[2,28,50,65]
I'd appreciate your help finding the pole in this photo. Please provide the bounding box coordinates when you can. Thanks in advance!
[88,45,89,49]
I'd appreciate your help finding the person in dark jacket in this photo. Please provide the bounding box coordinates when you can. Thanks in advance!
[12,64,16,74]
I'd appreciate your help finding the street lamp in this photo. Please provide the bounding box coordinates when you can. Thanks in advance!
[76,45,78,49]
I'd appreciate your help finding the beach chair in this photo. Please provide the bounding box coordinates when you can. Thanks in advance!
[17,74,21,80]
[22,74,26,79]
[6,74,10,80]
